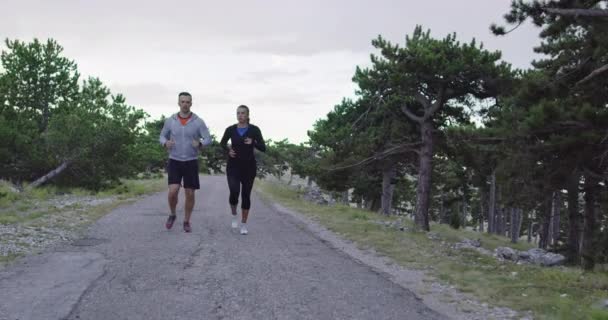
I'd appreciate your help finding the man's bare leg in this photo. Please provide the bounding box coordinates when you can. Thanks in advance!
[168,184,180,215]
[184,188,195,223]
[165,184,180,229]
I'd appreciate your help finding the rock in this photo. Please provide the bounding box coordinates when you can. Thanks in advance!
[302,188,329,206]
[495,247,518,261]
[518,251,531,260]
[601,299,608,309]
[462,238,481,248]
[427,232,440,240]
[451,239,493,256]
[540,252,566,266]
[526,248,546,263]
[518,248,565,266]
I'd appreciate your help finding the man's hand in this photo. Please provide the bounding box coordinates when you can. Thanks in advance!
[229,148,237,158]
[164,138,175,150]
[192,138,202,149]
[244,137,253,145]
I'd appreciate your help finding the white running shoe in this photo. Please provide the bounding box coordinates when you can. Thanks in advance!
[231,216,238,229]
[240,225,248,235]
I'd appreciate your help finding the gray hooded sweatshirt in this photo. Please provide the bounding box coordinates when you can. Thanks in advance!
[159,112,212,161]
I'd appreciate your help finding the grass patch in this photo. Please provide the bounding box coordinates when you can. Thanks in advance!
[98,178,166,198]
[0,211,21,224]
[591,309,608,320]
[257,180,608,320]
[15,202,32,212]
[0,253,21,265]
[0,208,58,225]
[431,223,534,252]
[0,182,21,208]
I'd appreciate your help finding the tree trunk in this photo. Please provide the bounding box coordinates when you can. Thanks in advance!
[567,173,581,264]
[307,176,313,188]
[439,192,447,224]
[461,194,468,228]
[496,187,504,235]
[539,196,551,249]
[517,209,524,241]
[548,192,555,246]
[511,208,523,243]
[582,173,598,270]
[40,102,50,133]
[504,208,509,238]
[28,161,70,189]
[508,208,514,241]
[488,171,496,234]
[479,205,484,232]
[495,206,503,235]
[380,164,397,215]
[341,190,349,205]
[551,191,562,247]
[527,211,533,243]
[370,196,382,212]
[414,120,433,231]
[479,189,485,232]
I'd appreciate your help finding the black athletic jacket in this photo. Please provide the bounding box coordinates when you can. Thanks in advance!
[220,124,266,172]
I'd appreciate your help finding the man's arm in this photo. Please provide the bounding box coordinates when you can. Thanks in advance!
[159,118,171,146]
[198,119,212,147]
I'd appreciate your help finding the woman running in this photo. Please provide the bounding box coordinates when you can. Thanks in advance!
[220,105,266,235]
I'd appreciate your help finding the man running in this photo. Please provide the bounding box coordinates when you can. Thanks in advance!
[159,92,211,233]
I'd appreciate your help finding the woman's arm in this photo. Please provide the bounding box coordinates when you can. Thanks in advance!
[253,126,266,152]
[219,126,231,152]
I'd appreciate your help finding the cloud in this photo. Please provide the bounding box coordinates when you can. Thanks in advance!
[238,68,310,82]
[236,37,366,56]
[109,83,175,107]
[247,89,321,107]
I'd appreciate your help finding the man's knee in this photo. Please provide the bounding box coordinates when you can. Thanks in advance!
[184,189,195,198]
[168,185,180,197]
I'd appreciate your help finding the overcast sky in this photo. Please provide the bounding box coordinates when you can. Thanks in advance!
[1,0,542,143]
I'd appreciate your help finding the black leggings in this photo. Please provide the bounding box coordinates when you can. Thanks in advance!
[228,173,255,210]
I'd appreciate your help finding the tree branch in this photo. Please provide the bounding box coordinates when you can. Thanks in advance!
[582,167,607,181]
[414,91,430,108]
[351,95,385,129]
[28,160,70,189]
[400,105,424,123]
[424,85,447,120]
[545,8,608,18]
[576,63,608,86]
[326,142,421,171]
[502,21,524,35]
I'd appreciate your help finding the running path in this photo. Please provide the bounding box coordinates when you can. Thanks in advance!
[0,176,444,320]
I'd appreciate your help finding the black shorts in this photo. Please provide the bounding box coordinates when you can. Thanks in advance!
[167,159,200,189]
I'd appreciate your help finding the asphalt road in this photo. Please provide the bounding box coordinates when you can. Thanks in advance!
[0,176,444,320]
